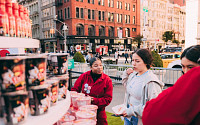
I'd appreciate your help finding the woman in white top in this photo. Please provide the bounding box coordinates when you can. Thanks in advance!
[121,48,164,125]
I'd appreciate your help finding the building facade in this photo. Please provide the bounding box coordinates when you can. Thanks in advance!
[185,0,200,48]
[140,0,186,51]
[56,0,140,53]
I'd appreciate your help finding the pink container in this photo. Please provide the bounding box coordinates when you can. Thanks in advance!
[79,105,98,114]
[73,119,96,125]
[71,93,84,109]
[76,96,91,108]
[76,110,96,121]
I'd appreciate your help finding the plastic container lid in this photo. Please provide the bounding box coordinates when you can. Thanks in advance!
[76,110,96,119]
[79,105,98,111]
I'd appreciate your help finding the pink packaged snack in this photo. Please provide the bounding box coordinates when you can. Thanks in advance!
[46,78,59,106]
[0,56,26,93]
[2,90,29,125]
[55,74,69,100]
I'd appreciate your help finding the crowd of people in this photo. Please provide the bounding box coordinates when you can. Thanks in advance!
[71,45,200,125]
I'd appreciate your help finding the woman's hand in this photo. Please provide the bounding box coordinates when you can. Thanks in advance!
[122,111,128,117]
[126,68,134,75]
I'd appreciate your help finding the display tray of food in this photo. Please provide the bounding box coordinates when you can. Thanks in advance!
[23,90,70,125]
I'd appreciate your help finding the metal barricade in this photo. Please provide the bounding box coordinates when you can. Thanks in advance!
[70,62,183,88]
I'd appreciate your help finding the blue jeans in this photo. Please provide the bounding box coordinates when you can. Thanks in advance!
[124,104,138,125]
[124,116,138,125]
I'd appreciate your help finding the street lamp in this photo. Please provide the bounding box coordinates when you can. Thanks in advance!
[51,15,68,53]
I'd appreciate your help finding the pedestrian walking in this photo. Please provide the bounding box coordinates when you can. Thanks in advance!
[124,51,129,64]
[120,48,164,125]
[114,51,119,64]
[142,45,200,125]
[130,52,133,63]
[71,57,113,125]
[86,52,91,63]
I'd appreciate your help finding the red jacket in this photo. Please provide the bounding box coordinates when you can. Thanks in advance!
[71,70,113,125]
[142,66,200,125]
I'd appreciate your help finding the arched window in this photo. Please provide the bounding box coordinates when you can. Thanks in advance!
[88,25,95,36]
[108,26,114,37]
[99,26,105,36]
[76,24,84,36]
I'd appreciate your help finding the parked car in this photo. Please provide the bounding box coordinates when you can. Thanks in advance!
[160,52,182,68]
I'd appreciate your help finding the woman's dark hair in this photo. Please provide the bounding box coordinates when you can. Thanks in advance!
[134,49,153,69]
[181,45,200,63]
[89,57,102,67]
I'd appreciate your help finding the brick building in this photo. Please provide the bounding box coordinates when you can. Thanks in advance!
[56,0,140,53]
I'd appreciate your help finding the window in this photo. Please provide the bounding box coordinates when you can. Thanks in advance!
[117,14,119,22]
[99,11,101,20]
[61,9,63,19]
[133,16,135,24]
[76,7,79,18]
[76,0,78,1]
[67,0,69,1]
[108,0,110,7]
[102,0,104,5]
[117,1,119,8]
[57,10,60,19]
[64,8,67,19]
[128,3,130,10]
[64,0,66,3]
[88,0,90,3]
[127,15,130,23]
[92,0,94,4]
[81,8,83,18]
[111,0,114,7]
[125,3,127,10]
[98,0,101,5]
[92,10,95,19]
[111,13,114,22]
[125,15,127,23]
[132,28,136,32]
[88,9,91,19]
[108,12,110,21]
[120,14,122,22]
[67,7,70,18]
[102,11,105,20]
[120,2,122,9]
[88,25,95,36]
[76,24,84,35]
[80,0,83,1]
[133,5,135,11]
[99,26,105,36]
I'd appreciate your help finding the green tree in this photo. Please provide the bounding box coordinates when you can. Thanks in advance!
[151,51,163,67]
[162,31,174,43]
[73,52,85,63]
[133,35,143,48]
[181,40,185,44]
[172,39,180,46]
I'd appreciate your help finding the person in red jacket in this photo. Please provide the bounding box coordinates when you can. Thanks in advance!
[71,57,113,125]
[142,45,200,125]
